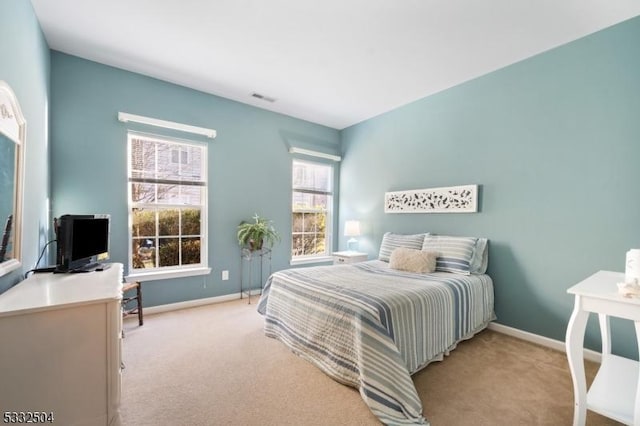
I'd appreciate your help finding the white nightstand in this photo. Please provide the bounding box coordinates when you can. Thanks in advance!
[332,251,368,265]
[565,270,640,426]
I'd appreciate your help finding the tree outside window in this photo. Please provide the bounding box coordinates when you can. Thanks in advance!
[291,160,333,259]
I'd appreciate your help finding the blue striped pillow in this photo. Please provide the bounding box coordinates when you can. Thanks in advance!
[421,235,477,275]
[378,232,426,262]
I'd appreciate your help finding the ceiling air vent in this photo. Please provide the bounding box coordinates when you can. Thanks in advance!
[251,92,276,103]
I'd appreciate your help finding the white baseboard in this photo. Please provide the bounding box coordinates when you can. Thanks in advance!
[488,322,601,363]
[142,290,261,316]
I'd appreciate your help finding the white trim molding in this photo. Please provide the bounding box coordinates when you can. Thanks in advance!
[289,147,341,162]
[138,291,251,316]
[0,81,26,276]
[0,259,20,277]
[290,255,334,266]
[125,267,211,282]
[118,112,217,139]
[0,81,25,144]
[488,322,601,363]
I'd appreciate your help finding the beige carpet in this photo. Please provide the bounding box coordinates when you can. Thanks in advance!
[120,299,620,426]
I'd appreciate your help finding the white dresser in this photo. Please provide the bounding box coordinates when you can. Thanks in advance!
[0,264,123,426]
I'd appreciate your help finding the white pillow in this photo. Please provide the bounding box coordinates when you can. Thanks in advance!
[389,248,437,274]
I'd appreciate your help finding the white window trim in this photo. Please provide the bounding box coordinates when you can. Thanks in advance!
[125,266,211,282]
[291,159,334,262]
[118,112,217,139]
[290,256,333,266]
[126,132,209,280]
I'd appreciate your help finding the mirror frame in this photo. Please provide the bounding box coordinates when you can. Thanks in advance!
[0,81,25,277]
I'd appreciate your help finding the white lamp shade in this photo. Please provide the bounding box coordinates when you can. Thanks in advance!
[344,220,361,237]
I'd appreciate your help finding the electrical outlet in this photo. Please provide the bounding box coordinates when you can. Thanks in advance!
[222,270,229,280]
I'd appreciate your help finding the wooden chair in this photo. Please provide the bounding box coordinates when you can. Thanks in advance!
[122,281,143,326]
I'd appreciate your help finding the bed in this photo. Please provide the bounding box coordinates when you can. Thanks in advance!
[257,234,495,425]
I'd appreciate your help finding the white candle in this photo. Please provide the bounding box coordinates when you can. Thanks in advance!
[625,249,640,284]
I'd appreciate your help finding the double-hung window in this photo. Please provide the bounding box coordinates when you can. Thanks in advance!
[127,132,208,278]
[291,159,333,262]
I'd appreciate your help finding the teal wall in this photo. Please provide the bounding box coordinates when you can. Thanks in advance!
[0,1,50,292]
[4,0,639,358]
[50,52,340,307]
[340,17,640,359]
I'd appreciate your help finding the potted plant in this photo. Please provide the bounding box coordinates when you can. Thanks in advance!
[237,214,281,251]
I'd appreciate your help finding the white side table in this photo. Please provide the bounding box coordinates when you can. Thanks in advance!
[332,251,368,265]
[565,270,640,426]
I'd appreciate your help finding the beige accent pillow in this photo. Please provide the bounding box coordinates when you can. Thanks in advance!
[389,248,437,274]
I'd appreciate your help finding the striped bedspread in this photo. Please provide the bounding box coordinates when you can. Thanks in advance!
[257,260,495,425]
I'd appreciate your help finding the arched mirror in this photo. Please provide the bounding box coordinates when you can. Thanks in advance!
[0,81,25,277]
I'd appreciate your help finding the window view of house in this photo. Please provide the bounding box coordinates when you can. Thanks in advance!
[128,133,207,271]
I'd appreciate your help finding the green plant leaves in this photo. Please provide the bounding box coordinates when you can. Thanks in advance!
[237,213,281,250]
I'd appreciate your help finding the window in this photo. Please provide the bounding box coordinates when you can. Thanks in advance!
[127,133,208,277]
[171,148,190,165]
[291,159,333,261]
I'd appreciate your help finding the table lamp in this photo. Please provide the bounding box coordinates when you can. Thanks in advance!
[344,220,361,252]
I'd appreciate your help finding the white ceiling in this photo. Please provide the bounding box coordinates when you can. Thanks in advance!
[30,0,640,130]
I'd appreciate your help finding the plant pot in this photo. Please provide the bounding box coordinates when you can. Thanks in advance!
[249,239,263,251]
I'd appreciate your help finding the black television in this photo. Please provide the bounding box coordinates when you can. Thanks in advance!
[55,214,110,272]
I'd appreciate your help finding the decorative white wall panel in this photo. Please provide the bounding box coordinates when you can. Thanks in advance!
[384,185,478,213]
